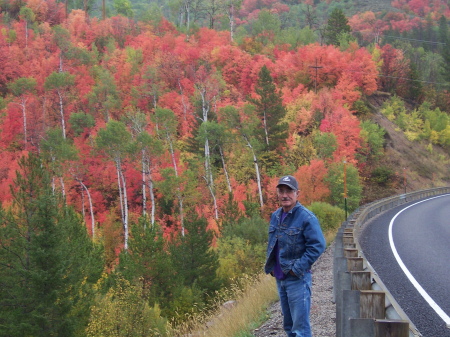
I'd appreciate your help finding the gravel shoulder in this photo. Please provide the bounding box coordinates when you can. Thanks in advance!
[252,242,336,337]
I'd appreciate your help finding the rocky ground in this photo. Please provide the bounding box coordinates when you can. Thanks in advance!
[252,243,336,337]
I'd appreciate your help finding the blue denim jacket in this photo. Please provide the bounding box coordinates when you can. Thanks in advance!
[264,201,326,278]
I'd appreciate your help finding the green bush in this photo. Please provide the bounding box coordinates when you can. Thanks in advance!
[86,276,169,337]
[371,166,395,185]
[307,202,345,232]
[216,236,266,286]
[221,215,267,246]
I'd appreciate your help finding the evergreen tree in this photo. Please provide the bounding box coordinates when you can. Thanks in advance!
[0,154,103,336]
[406,62,423,105]
[249,65,288,152]
[439,16,450,83]
[324,8,351,46]
[438,15,448,47]
[116,218,178,315]
[169,215,221,300]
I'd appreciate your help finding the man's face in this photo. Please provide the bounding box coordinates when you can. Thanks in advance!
[277,185,298,210]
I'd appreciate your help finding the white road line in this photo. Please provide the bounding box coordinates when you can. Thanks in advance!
[389,195,450,328]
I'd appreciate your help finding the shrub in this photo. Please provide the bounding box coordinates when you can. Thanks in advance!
[222,215,267,246]
[371,166,395,186]
[216,236,266,285]
[307,202,345,232]
[86,276,169,337]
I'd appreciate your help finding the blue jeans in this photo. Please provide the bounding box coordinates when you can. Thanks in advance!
[276,272,312,337]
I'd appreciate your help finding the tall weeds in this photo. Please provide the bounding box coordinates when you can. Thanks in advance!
[170,273,278,337]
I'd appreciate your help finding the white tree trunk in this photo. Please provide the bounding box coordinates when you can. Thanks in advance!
[116,164,125,226]
[25,21,28,49]
[167,135,185,236]
[78,179,96,238]
[59,53,64,73]
[21,100,27,149]
[147,174,156,227]
[81,188,86,218]
[203,176,219,219]
[219,146,232,192]
[57,90,66,139]
[119,168,129,251]
[179,196,185,237]
[142,153,156,227]
[51,176,56,195]
[168,137,178,176]
[115,160,129,250]
[204,137,214,189]
[228,3,235,41]
[263,110,269,146]
[244,135,264,208]
[142,151,147,219]
[178,79,189,121]
[60,176,66,198]
[199,87,218,216]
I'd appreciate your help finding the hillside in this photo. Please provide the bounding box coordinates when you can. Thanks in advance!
[363,92,450,203]
[350,0,398,15]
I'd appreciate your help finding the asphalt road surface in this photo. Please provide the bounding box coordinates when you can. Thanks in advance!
[360,194,450,337]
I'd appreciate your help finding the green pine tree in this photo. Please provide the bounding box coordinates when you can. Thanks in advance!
[116,218,178,315]
[439,16,450,83]
[438,15,448,47]
[169,215,221,300]
[324,8,351,46]
[249,65,288,152]
[0,154,103,337]
[406,62,423,105]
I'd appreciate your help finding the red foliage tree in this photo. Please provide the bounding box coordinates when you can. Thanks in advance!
[294,159,330,205]
[379,44,409,94]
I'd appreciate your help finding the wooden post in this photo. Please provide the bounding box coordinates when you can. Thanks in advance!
[375,319,409,337]
[351,271,372,290]
[360,291,385,319]
[347,257,364,271]
[344,248,358,258]
[343,234,354,245]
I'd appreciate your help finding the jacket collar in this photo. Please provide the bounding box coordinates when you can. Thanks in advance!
[276,201,301,217]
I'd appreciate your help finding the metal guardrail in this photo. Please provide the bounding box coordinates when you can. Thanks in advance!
[334,187,450,337]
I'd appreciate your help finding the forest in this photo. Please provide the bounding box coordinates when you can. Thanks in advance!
[1,0,450,335]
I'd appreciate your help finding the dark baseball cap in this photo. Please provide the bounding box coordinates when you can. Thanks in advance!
[277,175,298,190]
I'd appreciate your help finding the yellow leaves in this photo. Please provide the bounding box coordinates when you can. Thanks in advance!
[439,125,450,147]
[86,276,169,336]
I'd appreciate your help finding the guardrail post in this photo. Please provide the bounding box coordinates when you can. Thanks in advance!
[343,234,354,247]
[347,257,364,271]
[344,248,358,258]
[351,271,371,290]
[360,291,385,319]
[375,319,409,337]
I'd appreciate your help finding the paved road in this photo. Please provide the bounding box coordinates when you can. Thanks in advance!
[360,194,450,337]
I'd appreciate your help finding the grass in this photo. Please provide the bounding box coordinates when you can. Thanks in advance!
[170,273,279,337]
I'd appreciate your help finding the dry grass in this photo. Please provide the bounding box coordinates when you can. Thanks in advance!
[170,273,278,337]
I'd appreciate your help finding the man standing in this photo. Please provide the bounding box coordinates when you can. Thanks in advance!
[265,175,326,337]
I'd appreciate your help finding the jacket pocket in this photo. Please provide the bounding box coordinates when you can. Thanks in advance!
[285,227,303,245]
